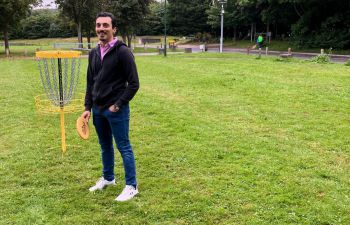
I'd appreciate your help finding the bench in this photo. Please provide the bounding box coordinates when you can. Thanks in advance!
[139,38,161,45]
[184,48,192,53]
[169,41,176,49]
[158,48,165,55]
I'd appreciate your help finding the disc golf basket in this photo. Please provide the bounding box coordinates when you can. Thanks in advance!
[35,51,82,154]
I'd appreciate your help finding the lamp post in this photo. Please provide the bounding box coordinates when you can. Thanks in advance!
[164,0,167,57]
[219,0,227,53]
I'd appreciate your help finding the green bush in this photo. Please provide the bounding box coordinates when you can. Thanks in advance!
[310,54,331,63]
[345,60,350,66]
[195,32,213,43]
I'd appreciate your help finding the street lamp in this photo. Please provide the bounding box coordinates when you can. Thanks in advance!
[163,0,167,57]
[219,0,227,53]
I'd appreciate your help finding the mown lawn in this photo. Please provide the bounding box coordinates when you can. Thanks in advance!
[0,36,181,58]
[0,53,349,224]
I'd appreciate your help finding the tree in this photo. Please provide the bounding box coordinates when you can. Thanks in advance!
[137,1,163,35]
[21,10,55,39]
[109,0,151,47]
[0,0,39,56]
[290,0,350,48]
[81,1,99,49]
[168,0,211,35]
[55,0,96,48]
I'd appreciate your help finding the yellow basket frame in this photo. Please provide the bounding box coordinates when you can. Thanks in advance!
[36,50,81,59]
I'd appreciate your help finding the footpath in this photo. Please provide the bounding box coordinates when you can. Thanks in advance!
[176,44,350,63]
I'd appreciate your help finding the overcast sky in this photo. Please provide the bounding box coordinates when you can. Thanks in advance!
[33,0,57,9]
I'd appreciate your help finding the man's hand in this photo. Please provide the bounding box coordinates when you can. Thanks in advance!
[82,110,91,122]
[108,104,119,112]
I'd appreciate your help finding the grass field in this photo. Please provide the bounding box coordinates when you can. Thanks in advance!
[0,36,180,58]
[2,36,350,58]
[0,53,350,224]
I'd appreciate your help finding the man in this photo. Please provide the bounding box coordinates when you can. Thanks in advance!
[81,12,140,202]
[257,34,264,49]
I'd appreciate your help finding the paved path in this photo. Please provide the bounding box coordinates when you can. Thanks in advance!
[176,44,350,63]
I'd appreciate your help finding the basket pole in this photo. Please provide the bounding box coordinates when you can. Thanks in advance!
[60,109,67,154]
[58,58,67,154]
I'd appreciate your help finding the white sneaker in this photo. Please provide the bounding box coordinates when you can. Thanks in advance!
[115,185,139,202]
[89,177,116,192]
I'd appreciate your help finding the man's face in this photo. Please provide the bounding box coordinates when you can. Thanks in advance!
[95,17,116,43]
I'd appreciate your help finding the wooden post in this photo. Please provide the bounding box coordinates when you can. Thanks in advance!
[265,47,268,56]
[288,48,291,54]
[321,49,324,54]
[258,48,262,58]
[247,47,250,55]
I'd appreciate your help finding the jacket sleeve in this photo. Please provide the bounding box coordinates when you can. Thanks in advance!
[114,46,140,107]
[84,51,94,111]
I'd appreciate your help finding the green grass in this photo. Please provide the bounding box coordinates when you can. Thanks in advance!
[0,36,181,58]
[1,53,350,224]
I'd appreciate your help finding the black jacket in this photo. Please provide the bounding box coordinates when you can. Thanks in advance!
[84,41,139,111]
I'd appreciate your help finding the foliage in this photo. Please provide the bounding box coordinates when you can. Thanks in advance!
[0,0,40,55]
[310,54,331,64]
[111,0,151,46]
[137,1,164,35]
[8,10,75,39]
[48,15,76,38]
[204,0,350,49]
[55,0,96,47]
[290,0,350,49]
[195,32,212,43]
[345,60,350,66]
[167,0,211,35]
[310,48,333,63]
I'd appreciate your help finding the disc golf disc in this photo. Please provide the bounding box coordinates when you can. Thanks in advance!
[76,116,89,140]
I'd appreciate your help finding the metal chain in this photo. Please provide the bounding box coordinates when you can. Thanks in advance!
[50,58,60,106]
[43,59,57,105]
[72,58,80,100]
[37,59,50,100]
[66,58,75,104]
[63,58,69,103]
[37,55,81,107]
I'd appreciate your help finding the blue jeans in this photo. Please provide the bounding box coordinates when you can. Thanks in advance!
[92,105,137,188]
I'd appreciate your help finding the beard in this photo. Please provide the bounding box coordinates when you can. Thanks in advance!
[98,33,107,41]
[98,32,107,41]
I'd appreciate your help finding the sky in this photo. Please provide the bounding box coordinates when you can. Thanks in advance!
[33,0,57,9]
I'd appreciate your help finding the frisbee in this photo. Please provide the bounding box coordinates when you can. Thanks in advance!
[76,116,89,140]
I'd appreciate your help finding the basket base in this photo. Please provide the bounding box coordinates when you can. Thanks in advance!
[35,93,84,114]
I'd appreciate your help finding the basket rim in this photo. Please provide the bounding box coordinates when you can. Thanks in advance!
[36,50,81,59]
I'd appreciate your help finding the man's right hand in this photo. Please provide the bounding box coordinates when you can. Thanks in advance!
[82,110,91,122]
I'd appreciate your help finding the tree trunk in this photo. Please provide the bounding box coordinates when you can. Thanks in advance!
[266,21,270,43]
[87,30,91,49]
[233,26,237,41]
[127,34,132,47]
[77,21,83,48]
[250,23,254,42]
[122,35,127,43]
[274,23,278,40]
[3,29,10,56]
[253,23,256,40]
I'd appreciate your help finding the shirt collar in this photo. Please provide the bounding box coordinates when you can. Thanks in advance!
[99,38,118,48]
